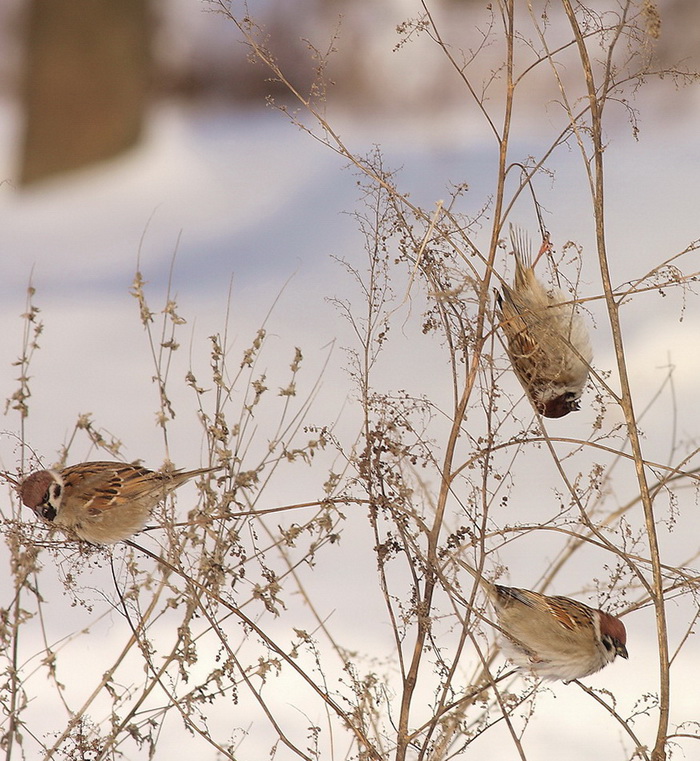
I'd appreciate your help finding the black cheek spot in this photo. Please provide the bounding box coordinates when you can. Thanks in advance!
[50,484,62,501]
[42,505,57,521]
[565,393,581,412]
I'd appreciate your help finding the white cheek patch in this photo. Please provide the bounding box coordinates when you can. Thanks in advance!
[41,480,64,521]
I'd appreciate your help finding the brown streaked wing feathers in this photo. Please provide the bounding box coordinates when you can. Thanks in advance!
[60,461,216,514]
[543,595,594,632]
[499,289,540,359]
[498,587,590,633]
[61,462,157,513]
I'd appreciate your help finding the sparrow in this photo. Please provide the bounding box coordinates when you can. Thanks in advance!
[20,460,217,544]
[497,226,592,418]
[457,559,628,682]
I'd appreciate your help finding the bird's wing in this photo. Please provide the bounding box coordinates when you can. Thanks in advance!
[497,587,591,633]
[61,462,155,512]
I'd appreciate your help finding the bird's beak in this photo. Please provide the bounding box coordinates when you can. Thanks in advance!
[617,643,629,660]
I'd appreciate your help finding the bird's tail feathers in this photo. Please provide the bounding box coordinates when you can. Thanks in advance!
[455,556,496,595]
[509,224,532,269]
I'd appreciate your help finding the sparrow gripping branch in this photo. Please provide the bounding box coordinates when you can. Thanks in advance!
[20,460,219,544]
[456,558,628,682]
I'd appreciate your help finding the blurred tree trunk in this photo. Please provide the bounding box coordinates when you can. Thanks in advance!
[18,0,151,186]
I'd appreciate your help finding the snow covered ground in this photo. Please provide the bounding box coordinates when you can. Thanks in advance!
[0,76,699,759]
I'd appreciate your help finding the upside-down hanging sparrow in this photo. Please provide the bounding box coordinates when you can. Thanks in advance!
[498,226,593,418]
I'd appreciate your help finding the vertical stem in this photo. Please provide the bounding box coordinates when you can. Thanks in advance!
[561,3,669,759]
[395,2,516,759]
[6,284,40,761]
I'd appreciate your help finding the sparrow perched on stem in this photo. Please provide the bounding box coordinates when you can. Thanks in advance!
[498,226,592,418]
[457,559,628,682]
[20,460,217,544]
